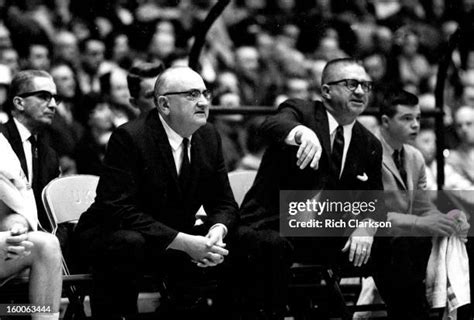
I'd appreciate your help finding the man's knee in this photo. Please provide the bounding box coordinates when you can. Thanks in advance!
[235,227,293,266]
[104,230,146,259]
[28,231,62,264]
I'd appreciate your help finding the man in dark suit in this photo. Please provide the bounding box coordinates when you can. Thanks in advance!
[0,70,60,232]
[238,58,385,317]
[75,66,238,319]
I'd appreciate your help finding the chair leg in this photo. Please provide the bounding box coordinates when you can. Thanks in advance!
[63,286,87,320]
[323,268,352,320]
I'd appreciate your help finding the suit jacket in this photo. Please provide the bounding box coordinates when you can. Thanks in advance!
[75,109,238,252]
[0,118,60,231]
[240,99,385,232]
[379,135,438,234]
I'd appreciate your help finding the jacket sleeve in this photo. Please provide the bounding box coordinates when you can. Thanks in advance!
[260,99,312,144]
[90,127,179,252]
[202,127,239,234]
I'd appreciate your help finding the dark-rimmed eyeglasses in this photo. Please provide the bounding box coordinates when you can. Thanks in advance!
[17,90,63,105]
[162,89,211,101]
[325,79,373,93]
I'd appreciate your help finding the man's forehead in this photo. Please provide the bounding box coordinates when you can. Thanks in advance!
[30,76,56,92]
[330,64,369,80]
[456,107,474,122]
[166,70,205,90]
[395,104,420,113]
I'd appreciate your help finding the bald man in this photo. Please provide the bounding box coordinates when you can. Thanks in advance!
[75,67,238,319]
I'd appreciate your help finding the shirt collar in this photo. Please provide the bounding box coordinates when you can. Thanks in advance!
[159,114,191,151]
[13,118,32,143]
[326,109,355,135]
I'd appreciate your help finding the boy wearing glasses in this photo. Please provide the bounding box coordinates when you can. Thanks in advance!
[0,70,60,232]
[75,66,238,319]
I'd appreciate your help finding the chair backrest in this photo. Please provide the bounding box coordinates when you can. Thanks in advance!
[42,175,99,234]
[228,170,257,207]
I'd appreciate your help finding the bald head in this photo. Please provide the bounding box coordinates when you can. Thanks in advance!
[154,67,209,137]
[154,67,202,95]
[321,58,365,84]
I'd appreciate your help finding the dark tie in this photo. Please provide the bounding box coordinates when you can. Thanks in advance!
[29,135,39,188]
[331,125,344,178]
[393,149,407,185]
[179,138,190,191]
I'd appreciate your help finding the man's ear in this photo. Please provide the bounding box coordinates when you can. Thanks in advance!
[380,114,389,127]
[12,97,24,111]
[157,96,170,116]
[321,84,331,100]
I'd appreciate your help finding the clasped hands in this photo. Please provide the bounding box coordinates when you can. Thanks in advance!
[181,225,228,268]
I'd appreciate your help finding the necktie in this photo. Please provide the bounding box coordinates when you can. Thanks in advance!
[331,125,344,178]
[393,149,407,185]
[29,135,39,188]
[179,138,190,191]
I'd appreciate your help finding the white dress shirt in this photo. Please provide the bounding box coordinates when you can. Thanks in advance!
[159,114,191,175]
[13,118,34,184]
[159,114,227,236]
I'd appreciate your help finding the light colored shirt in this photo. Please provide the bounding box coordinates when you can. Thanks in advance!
[13,118,34,184]
[159,114,191,175]
[159,114,227,236]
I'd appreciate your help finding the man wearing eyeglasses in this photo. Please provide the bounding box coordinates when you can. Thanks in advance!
[238,58,386,317]
[0,70,60,232]
[75,66,238,319]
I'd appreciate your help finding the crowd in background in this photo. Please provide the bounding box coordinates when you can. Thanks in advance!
[0,0,474,178]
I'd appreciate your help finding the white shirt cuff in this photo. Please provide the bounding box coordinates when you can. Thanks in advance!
[210,223,228,237]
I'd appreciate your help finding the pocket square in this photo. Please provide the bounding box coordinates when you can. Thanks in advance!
[356,173,368,181]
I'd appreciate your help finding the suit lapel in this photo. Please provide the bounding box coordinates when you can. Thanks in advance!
[5,120,28,178]
[341,124,359,181]
[147,111,180,191]
[313,105,332,165]
[404,147,415,190]
[187,133,201,198]
[380,136,407,189]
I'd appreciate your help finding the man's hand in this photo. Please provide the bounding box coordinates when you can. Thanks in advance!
[342,227,374,267]
[294,127,322,170]
[416,214,457,237]
[169,233,228,268]
[1,229,33,261]
[196,225,228,267]
[0,214,29,232]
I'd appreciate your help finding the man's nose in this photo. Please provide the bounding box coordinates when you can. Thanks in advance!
[354,83,365,94]
[48,98,58,109]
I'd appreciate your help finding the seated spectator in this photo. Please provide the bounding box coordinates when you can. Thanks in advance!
[74,104,114,175]
[22,43,51,71]
[235,116,267,171]
[99,68,138,126]
[127,61,164,115]
[45,62,85,175]
[0,133,62,320]
[0,47,20,75]
[447,105,474,184]
[0,64,11,124]
[53,30,80,69]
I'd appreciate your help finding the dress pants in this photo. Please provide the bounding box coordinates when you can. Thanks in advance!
[76,226,229,320]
